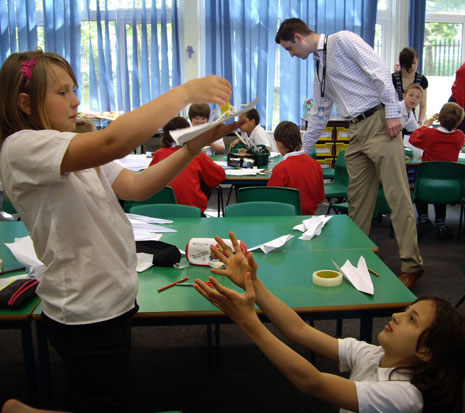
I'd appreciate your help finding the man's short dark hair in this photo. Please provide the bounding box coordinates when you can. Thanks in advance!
[275,18,313,43]
[188,103,211,121]
[273,121,302,152]
[439,102,465,131]
[245,108,260,126]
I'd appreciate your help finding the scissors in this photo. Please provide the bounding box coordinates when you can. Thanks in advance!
[175,281,214,288]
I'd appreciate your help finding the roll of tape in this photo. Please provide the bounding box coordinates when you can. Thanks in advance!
[312,270,343,287]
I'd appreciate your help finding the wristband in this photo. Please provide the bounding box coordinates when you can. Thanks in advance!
[185,141,200,156]
[312,270,343,287]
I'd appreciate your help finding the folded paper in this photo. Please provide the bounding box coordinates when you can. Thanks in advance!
[248,234,294,254]
[294,216,332,240]
[332,257,374,295]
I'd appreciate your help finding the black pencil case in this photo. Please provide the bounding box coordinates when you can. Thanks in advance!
[135,240,181,267]
[0,278,39,309]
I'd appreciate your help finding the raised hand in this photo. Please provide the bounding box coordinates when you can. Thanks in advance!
[209,232,258,289]
[184,75,232,107]
[194,273,258,327]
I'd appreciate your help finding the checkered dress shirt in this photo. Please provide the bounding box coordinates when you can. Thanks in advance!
[302,31,401,154]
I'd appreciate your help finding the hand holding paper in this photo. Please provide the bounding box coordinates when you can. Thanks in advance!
[332,257,374,295]
[170,97,259,146]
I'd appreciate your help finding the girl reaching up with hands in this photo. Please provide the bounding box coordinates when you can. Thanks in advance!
[195,232,465,413]
[0,50,240,412]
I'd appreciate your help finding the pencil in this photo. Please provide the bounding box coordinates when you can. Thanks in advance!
[0,266,26,275]
[368,268,379,277]
[158,276,190,292]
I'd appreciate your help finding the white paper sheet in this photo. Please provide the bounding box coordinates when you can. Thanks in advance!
[127,213,173,225]
[248,234,294,254]
[115,154,152,171]
[136,253,154,272]
[332,257,374,295]
[225,168,263,176]
[293,216,332,240]
[4,236,45,280]
[170,97,259,146]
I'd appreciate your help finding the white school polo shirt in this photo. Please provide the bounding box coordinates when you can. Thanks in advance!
[0,130,138,324]
[338,337,423,413]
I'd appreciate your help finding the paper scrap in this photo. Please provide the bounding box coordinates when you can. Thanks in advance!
[170,97,259,146]
[294,216,332,240]
[4,236,45,280]
[136,253,154,272]
[332,257,374,295]
[248,234,294,254]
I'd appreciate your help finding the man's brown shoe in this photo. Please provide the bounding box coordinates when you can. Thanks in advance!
[398,269,424,289]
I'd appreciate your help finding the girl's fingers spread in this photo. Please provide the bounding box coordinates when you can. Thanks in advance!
[208,276,233,297]
[211,245,226,261]
[228,232,241,252]
[214,235,230,252]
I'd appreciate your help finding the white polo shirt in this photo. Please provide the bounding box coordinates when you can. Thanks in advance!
[338,337,423,413]
[0,130,138,324]
[250,124,278,152]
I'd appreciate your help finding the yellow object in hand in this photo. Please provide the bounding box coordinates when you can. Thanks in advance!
[221,102,231,115]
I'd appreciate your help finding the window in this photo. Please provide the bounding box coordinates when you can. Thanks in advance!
[425,1,465,115]
[374,0,391,61]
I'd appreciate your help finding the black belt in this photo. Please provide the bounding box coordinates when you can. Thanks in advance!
[349,104,384,124]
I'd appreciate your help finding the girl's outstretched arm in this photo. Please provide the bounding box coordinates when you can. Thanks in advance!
[195,274,358,412]
[61,75,231,173]
[209,232,339,362]
[112,121,241,201]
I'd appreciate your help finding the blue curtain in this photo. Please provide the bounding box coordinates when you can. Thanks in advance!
[205,0,378,129]
[84,0,181,112]
[408,0,426,72]
[0,0,180,113]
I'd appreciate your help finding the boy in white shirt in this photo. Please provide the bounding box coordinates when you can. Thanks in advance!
[230,108,277,152]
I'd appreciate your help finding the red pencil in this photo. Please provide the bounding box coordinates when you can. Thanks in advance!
[157,276,190,292]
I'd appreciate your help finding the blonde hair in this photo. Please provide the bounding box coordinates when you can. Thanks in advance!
[404,83,424,96]
[75,118,97,133]
[0,50,78,142]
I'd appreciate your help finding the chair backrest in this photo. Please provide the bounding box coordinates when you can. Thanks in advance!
[123,186,177,213]
[225,201,296,217]
[333,150,349,187]
[129,203,201,218]
[310,146,317,160]
[237,186,302,215]
[2,195,17,215]
[413,161,465,204]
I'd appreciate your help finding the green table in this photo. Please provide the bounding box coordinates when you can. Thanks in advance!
[0,221,39,403]
[135,248,414,342]
[211,154,282,212]
[156,214,378,253]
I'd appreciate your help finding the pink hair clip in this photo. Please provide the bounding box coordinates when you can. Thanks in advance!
[20,58,38,80]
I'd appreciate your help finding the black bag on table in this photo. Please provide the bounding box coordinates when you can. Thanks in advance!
[135,241,181,267]
[0,278,39,309]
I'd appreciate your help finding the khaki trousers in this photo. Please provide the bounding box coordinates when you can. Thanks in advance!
[345,108,423,273]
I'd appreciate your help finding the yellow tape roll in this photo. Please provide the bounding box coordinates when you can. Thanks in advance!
[312,270,342,287]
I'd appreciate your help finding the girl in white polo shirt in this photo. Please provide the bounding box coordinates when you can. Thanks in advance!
[0,50,238,412]
[196,232,465,413]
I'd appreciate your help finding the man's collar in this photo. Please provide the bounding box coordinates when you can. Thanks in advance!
[314,33,326,60]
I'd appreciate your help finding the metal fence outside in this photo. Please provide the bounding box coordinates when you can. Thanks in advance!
[423,39,462,76]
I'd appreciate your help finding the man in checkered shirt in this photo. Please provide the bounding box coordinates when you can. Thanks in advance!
[276,18,423,289]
